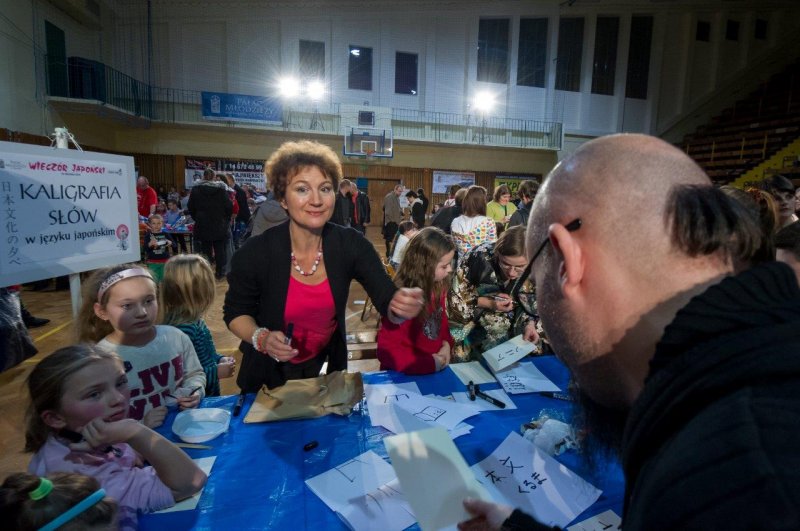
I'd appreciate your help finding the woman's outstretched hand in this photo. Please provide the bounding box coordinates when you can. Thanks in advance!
[388,287,425,323]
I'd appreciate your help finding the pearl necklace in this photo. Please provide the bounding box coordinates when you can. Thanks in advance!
[291,248,323,276]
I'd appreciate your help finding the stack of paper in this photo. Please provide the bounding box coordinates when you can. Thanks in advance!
[305,450,416,531]
[365,382,479,437]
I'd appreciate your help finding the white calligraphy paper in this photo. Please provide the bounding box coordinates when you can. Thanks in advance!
[365,382,422,429]
[305,451,398,515]
[385,427,492,531]
[494,361,560,394]
[567,509,622,531]
[153,456,217,513]
[336,478,417,531]
[452,388,517,411]
[448,361,496,386]
[393,393,479,430]
[471,432,601,528]
[482,334,538,372]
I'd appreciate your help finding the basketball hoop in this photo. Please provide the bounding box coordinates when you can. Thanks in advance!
[364,148,375,160]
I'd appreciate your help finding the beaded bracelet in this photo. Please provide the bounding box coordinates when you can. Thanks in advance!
[251,327,269,352]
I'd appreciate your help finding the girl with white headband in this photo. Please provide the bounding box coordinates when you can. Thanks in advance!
[77,263,206,428]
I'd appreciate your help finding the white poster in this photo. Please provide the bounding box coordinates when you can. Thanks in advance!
[432,171,475,194]
[0,141,139,286]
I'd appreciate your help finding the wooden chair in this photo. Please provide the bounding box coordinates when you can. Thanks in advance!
[360,261,396,322]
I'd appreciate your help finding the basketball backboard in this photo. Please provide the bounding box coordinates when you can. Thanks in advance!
[343,127,393,159]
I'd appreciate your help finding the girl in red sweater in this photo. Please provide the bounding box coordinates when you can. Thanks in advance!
[377,227,456,374]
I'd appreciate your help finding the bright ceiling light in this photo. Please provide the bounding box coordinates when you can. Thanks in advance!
[473,91,496,113]
[278,76,301,98]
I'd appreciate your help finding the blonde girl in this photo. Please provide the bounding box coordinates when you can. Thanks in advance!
[160,254,236,396]
[377,227,456,374]
[24,345,206,528]
[77,263,206,428]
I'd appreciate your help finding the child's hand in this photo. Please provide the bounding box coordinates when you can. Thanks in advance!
[217,357,236,378]
[177,391,201,410]
[72,418,141,451]
[433,343,450,371]
[388,287,426,322]
[149,239,157,248]
[143,406,168,428]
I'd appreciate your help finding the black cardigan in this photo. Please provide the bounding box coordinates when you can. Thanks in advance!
[223,221,397,390]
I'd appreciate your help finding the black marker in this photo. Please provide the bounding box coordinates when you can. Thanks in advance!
[233,392,246,417]
[467,381,477,401]
[474,385,506,409]
[539,391,571,402]
[285,323,294,345]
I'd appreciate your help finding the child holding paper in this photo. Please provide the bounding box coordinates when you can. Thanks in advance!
[377,227,455,374]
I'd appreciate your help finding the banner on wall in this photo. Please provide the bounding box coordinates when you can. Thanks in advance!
[0,141,139,286]
[184,158,266,190]
[201,91,283,125]
[493,175,541,196]
[432,171,476,194]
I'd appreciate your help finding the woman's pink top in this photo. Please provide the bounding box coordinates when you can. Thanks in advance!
[284,276,337,364]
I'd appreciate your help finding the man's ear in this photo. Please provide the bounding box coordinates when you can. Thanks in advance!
[548,223,584,297]
[41,409,67,430]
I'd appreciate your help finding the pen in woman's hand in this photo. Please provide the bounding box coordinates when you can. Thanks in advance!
[284,323,294,345]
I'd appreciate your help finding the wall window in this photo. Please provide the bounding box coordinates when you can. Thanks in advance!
[348,45,372,91]
[625,15,653,100]
[300,40,325,80]
[726,20,740,41]
[395,52,418,95]
[478,18,510,83]
[555,17,584,92]
[517,18,548,88]
[591,16,619,95]
[696,20,711,42]
[755,18,768,40]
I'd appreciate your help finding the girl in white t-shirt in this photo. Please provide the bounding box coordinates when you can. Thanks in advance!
[76,264,206,428]
[390,221,420,269]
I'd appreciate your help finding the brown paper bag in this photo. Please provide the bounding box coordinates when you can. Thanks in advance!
[243,370,364,423]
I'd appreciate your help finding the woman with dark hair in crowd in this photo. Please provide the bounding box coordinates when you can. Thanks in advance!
[486,184,517,233]
[224,140,425,390]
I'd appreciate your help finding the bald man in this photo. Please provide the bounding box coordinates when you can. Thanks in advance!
[460,134,800,531]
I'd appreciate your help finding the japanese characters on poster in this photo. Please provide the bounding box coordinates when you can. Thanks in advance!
[184,157,266,190]
[0,141,139,286]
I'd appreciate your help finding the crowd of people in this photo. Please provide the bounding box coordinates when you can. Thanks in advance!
[4,134,800,530]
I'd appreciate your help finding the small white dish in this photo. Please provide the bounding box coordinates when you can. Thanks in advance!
[172,408,231,443]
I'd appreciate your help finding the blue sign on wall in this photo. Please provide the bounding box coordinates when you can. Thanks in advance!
[201,91,283,124]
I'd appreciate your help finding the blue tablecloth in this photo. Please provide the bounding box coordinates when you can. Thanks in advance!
[140,356,624,530]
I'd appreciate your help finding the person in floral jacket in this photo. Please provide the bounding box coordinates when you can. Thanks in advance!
[448,226,540,362]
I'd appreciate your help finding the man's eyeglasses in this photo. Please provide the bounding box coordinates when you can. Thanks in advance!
[511,218,582,317]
